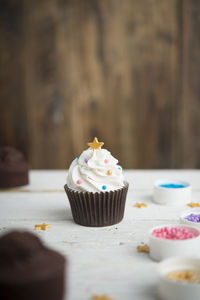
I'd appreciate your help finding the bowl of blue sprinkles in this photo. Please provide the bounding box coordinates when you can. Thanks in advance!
[153,179,191,206]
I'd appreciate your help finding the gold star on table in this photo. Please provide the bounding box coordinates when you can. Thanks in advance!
[133,202,148,208]
[187,202,200,208]
[92,295,114,300]
[34,223,51,230]
[137,244,150,253]
[88,137,104,150]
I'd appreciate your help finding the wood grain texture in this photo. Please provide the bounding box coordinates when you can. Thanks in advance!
[182,0,200,168]
[0,0,199,169]
[0,0,29,157]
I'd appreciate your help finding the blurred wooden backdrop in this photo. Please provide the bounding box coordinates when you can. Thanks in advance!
[0,0,200,169]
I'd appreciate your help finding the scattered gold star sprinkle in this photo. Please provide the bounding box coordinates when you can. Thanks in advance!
[107,170,112,175]
[35,223,51,230]
[88,137,104,150]
[133,202,148,208]
[92,295,114,300]
[137,244,150,253]
[187,202,200,208]
[166,270,200,283]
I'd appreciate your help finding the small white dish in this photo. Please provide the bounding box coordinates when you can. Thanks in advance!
[180,209,200,229]
[158,257,200,300]
[153,179,191,206]
[149,224,200,262]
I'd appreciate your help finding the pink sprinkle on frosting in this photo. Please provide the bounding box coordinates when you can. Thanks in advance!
[152,226,198,240]
[104,159,109,164]
[77,179,82,185]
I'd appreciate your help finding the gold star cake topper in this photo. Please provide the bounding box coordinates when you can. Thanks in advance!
[88,137,104,150]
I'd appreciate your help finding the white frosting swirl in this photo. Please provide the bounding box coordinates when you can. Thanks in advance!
[67,148,124,193]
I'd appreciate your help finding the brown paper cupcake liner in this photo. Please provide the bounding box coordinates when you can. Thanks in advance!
[64,182,129,227]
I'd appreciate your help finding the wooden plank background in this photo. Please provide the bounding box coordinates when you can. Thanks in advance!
[0,0,200,169]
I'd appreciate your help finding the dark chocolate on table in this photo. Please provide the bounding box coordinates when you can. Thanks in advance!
[0,146,29,188]
[0,231,66,300]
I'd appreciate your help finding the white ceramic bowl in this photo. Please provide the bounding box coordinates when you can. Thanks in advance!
[158,257,200,300]
[153,179,191,206]
[149,224,200,262]
[180,209,200,229]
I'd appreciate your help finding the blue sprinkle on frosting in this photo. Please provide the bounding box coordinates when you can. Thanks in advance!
[159,183,186,189]
[118,167,121,170]
[77,156,80,160]
[102,185,107,190]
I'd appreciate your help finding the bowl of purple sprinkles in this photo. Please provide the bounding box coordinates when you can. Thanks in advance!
[180,209,200,228]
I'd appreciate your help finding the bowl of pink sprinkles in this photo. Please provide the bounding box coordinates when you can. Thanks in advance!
[152,226,198,240]
[149,225,200,261]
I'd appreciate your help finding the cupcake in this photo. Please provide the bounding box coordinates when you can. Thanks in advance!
[0,146,29,188]
[64,137,129,227]
[0,231,66,300]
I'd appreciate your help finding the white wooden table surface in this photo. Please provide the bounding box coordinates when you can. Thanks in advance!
[0,170,200,300]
